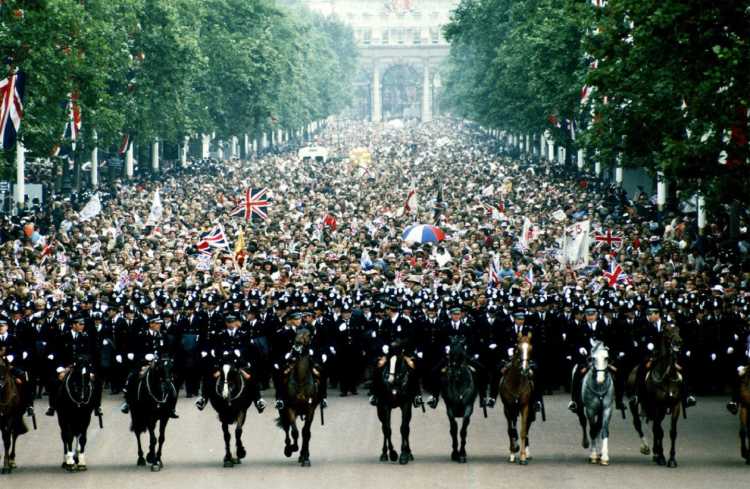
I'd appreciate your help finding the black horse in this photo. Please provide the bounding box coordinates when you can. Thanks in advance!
[55,354,101,471]
[372,343,419,465]
[127,356,177,472]
[0,357,27,474]
[438,336,479,463]
[207,352,255,467]
[628,327,684,468]
[275,330,322,467]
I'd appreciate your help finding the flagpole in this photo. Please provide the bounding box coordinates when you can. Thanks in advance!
[15,141,25,210]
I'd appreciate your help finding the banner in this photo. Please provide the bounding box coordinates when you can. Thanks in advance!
[561,220,591,269]
[79,193,101,222]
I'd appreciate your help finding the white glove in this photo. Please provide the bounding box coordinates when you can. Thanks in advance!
[211,349,216,357]
[734,334,739,341]
[321,353,328,363]
[22,351,28,360]
[201,351,208,358]
[56,366,65,373]
[6,355,14,363]
[727,347,734,355]
[127,353,135,360]
[618,352,625,359]
[489,343,497,350]
[565,355,572,361]
[145,353,155,362]
[711,353,717,361]
[116,354,123,363]
[416,351,424,359]
[382,345,389,354]
[686,350,691,358]
[473,354,480,359]
[103,339,109,346]
[338,324,347,331]
[371,331,377,338]
[284,352,292,360]
[633,341,638,348]
[47,354,55,360]
[234,349,241,357]
[507,348,515,357]
[444,345,451,354]
[647,343,654,351]
[329,346,336,354]
[561,333,566,341]
[739,366,747,376]
[578,347,587,356]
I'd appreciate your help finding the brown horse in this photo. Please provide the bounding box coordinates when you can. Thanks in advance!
[276,329,322,467]
[0,357,27,474]
[627,326,683,468]
[739,362,750,464]
[499,334,535,465]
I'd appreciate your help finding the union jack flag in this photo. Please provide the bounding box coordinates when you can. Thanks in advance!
[0,70,25,150]
[118,133,130,155]
[488,256,501,287]
[51,93,82,157]
[195,224,230,255]
[603,261,630,287]
[594,228,623,250]
[230,187,271,222]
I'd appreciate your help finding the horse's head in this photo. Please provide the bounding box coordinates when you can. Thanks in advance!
[382,342,414,393]
[515,334,533,375]
[293,329,312,356]
[217,351,243,401]
[661,327,683,358]
[590,341,610,385]
[152,356,175,383]
[0,356,8,390]
[447,336,468,367]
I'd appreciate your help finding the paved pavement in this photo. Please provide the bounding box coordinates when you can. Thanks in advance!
[3,392,748,489]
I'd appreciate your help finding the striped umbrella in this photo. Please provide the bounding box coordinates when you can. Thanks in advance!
[402,224,445,243]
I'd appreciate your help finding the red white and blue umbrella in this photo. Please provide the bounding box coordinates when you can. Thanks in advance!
[402,224,445,243]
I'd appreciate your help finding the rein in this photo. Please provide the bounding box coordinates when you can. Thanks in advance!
[64,368,93,408]
[139,367,176,405]
[216,367,246,403]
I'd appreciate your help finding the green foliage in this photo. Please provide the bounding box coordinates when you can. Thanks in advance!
[0,0,356,176]
[444,0,750,206]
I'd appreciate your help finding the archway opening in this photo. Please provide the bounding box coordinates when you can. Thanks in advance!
[381,64,422,120]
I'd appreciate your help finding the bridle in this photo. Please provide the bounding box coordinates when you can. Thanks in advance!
[64,362,93,408]
[216,363,246,403]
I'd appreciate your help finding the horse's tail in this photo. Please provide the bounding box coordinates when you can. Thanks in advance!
[275,415,288,430]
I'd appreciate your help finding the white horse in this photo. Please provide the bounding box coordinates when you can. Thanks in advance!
[581,341,615,465]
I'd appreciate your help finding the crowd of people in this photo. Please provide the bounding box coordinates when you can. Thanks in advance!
[1,118,750,422]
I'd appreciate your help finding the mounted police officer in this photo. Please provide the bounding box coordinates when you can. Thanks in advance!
[48,315,102,417]
[0,317,34,416]
[195,313,266,412]
[568,306,616,413]
[120,315,178,418]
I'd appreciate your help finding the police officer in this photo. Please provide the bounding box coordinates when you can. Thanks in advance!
[195,313,266,412]
[49,315,102,417]
[0,317,34,415]
[120,315,178,418]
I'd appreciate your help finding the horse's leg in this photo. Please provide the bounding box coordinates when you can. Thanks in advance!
[299,410,313,467]
[378,405,397,462]
[458,413,471,463]
[9,432,19,471]
[519,404,529,465]
[578,407,590,449]
[652,410,666,466]
[1,429,10,473]
[398,403,413,464]
[599,406,612,466]
[630,397,650,455]
[154,417,167,471]
[740,406,749,462]
[62,425,75,471]
[222,422,234,467]
[667,405,680,468]
[136,431,146,466]
[146,420,157,466]
[290,418,299,453]
[504,407,519,463]
[77,428,88,471]
[448,409,459,462]
[235,410,247,461]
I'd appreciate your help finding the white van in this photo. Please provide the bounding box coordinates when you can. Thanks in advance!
[298,146,329,162]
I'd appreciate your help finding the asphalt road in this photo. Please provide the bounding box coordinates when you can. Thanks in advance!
[3,392,748,489]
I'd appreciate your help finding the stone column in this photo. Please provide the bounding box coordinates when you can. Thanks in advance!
[615,157,623,185]
[201,133,211,159]
[421,62,432,123]
[577,148,584,170]
[697,193,706,233]
[15,142,25,209]
[181,136,189,168]
[126,140,134,178]
[151,139,159,172]
[91,130,99,188]
[657,171,667,210]
[594,161,601,177]
[372,64,382,122]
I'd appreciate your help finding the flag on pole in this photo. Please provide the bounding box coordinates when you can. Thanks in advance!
[0,70,25,150]
[561,220,591,269]
[78,193,102,222]
[403,188,418,215]
[196,224,230,255]
[603,260,630,287]
[234,228,247,266]
[118,133,130,155]
[489,255,501,287]
[145,189,163,226]
[230,187,271,222]
[594,228,623,250]
[323,213,337,231]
